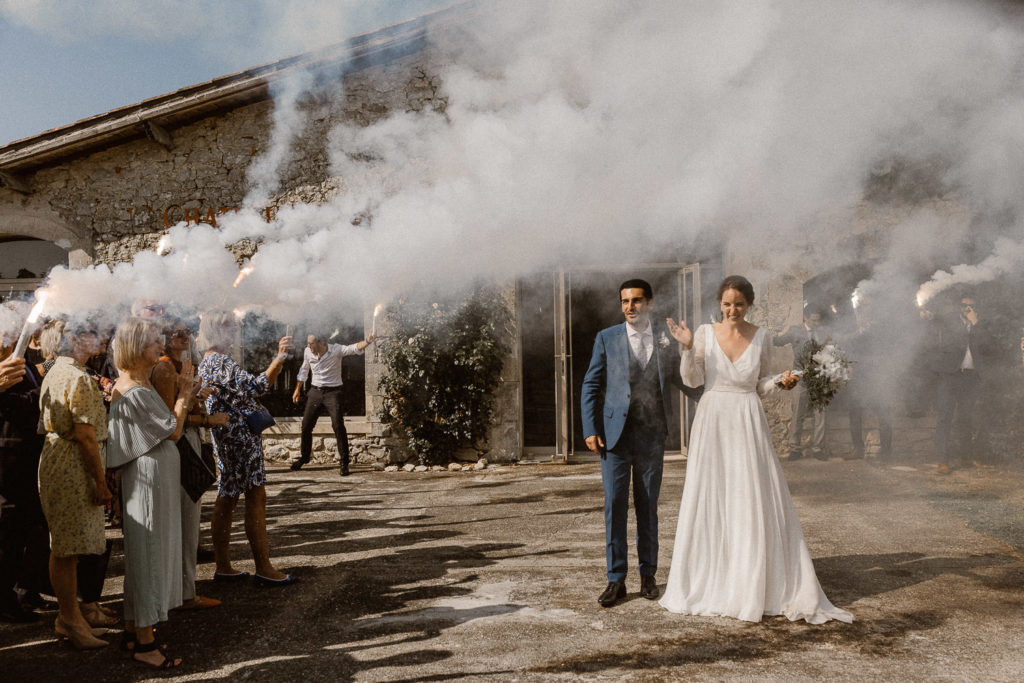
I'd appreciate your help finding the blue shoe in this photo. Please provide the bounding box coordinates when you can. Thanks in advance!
[213,571,250,582]
[253,574,297,587]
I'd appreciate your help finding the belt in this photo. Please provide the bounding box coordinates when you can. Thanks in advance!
[707,386,755,394]
[312,384,343,391]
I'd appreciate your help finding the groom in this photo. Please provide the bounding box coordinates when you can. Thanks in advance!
[581,279,702,607]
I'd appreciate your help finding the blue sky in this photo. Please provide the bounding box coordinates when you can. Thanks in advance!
[0,0,452,146]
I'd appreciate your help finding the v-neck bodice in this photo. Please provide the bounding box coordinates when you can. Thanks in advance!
[704,324,765,393]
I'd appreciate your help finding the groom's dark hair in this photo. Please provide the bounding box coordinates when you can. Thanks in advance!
[619,279,653,300]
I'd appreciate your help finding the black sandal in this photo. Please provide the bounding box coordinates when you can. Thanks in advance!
[119,631,136,654]
[132,640,182,669]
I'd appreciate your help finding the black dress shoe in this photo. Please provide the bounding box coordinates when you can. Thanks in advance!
[340,464,350,476]
[0,602,39,623]
[20,592,56,610]
[290,458,309,471]
[196,546,215,563]
[597,581,626,608]
[640,575,659,600]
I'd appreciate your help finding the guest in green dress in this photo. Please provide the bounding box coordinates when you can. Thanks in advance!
[38,321,111,649]
[108,318,197,669]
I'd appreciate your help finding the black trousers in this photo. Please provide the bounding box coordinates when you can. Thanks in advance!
[300,386,349,467]
[935,370,981,465]
[0,502,51,606]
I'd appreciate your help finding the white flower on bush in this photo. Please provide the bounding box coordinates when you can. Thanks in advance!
[658,332,670,349]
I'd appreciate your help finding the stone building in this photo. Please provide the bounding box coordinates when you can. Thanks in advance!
[2,9,1011,467]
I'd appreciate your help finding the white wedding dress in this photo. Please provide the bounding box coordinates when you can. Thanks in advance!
[659,324,853,624]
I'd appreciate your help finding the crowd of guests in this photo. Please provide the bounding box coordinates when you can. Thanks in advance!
[0,302,295,669]
[775,290,1023,473]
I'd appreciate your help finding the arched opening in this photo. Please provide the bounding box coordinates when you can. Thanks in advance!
[0,235,69,302]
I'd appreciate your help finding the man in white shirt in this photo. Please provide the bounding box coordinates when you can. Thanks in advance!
[291,332,375,475]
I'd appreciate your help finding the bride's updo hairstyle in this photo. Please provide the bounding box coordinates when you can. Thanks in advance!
[717,275,755,305]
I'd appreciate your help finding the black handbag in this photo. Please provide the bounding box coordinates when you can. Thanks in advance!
[243,405,276,434]
[179,437,217,503]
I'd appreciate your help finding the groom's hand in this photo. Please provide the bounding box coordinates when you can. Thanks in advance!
[585,435,605,455]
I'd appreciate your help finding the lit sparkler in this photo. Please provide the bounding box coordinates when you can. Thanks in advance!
[12,291,49,358]
[372,303,384,338]
[155,234,172,255]
[232,266,254,288]
[850,288,861,310]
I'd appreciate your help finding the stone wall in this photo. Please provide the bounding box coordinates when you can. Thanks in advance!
[0,48,522,465]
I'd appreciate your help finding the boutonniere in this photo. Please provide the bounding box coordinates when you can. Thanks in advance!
[658,332,670,349]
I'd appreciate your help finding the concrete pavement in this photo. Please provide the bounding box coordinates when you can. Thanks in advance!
[2,456,1023,681]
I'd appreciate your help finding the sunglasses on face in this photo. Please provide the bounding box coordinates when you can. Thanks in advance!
[170,329,190,339]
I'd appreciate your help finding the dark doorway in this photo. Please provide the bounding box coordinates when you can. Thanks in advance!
[567,268,685,455]
[519,263,708,459]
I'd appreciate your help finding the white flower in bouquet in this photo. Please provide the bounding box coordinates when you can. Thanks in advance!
[812,344,851,385]
[798,339,852,412]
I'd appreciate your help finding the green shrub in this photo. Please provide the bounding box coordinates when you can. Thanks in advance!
[378,286,511,465]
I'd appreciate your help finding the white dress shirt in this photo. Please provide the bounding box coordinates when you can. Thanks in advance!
[296,342,363,388]
[626,320,654,367]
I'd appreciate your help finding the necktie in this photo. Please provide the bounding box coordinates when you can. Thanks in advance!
[638,335,648,368]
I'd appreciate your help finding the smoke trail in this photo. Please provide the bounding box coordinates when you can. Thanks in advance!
[917,238,1024,305]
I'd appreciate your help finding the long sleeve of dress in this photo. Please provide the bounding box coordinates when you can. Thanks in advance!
[680,324,707,388]
[756,329,783,398]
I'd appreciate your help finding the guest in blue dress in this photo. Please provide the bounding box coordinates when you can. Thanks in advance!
[108,317,197,669]
[196,311,295,587]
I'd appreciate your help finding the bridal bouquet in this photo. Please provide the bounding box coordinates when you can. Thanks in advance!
[797,338,851,412]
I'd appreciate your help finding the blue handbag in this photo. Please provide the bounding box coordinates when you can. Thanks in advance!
[243,405,276,434]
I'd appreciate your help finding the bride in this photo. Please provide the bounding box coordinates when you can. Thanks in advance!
[659,275,853,624]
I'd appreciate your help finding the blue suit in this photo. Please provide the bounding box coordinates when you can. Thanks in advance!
[581,322,702,582]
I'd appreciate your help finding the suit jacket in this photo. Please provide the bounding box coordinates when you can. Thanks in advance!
[931,316,996,376]
[580,322,702,452]
[773,325,825,371]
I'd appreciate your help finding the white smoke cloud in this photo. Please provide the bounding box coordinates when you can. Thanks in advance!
[6,0,1024,355]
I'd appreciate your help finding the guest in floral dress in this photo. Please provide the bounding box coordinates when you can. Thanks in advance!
[37,322,111,649]
[196,311,295,586]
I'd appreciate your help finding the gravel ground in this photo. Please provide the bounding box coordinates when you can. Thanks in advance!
[2,455,1023,682]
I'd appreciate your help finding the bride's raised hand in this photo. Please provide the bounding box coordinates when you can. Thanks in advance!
[665,317,693,349]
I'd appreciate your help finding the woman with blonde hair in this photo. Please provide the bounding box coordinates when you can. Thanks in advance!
[108,317,197,668]
[37,320,112,648]
[196,310,295,585]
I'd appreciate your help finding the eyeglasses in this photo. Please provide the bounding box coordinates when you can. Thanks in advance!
[143,304,165,313]
[170,329,190,339]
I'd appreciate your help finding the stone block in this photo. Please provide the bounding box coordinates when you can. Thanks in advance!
[474,458,487,471]
[447,463,463,472]
[263,444,291,462]
[384,465,399,472]
[414,465,428,472]
[402,463,416,472]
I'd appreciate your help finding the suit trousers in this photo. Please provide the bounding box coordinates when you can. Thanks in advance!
[600,423,664,583]
[935,370,981,465]
[300,386,349,467]
[788,384,826,456]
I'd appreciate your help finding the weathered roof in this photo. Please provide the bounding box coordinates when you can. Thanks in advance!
[0,5,453,176]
